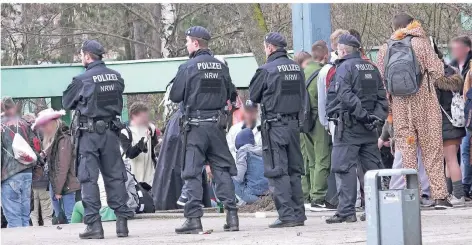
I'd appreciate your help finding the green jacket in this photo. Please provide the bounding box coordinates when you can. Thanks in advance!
[303,61,323,120]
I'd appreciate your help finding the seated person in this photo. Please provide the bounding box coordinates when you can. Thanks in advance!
[227,100,262,160]
[232,128,269,206]
[71,160,139,223]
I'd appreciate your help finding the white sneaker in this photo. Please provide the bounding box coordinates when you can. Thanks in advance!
[448,194,465,207]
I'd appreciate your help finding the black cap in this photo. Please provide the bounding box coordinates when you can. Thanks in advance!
[338,34,361,49]
[81,40,105,56]
[244,100,258,110]
[186,26,211,41]
[265,32,287,48]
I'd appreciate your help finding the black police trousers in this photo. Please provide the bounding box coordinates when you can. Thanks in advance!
[263,120,306,222]
[78,129,134,224]
[182,122,237,218]
[331,140,382,218]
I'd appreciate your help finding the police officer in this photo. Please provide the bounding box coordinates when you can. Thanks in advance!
[249,32,307,228]
[170,26,239,234]
[62,40,133,239]
[325,34,388,224]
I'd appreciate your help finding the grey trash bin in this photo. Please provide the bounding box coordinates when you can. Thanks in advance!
[365,169,422,245]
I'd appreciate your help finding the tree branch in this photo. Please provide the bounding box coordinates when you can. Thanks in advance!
[175,4,210,23]
[7,27,160,53]
[174,28,244,54]
[276,20,291,32]
[119,3,159,32]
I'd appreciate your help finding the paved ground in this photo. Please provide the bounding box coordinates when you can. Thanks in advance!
[2,207,472,245]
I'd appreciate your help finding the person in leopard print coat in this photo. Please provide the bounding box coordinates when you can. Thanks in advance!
[376,13,456,208]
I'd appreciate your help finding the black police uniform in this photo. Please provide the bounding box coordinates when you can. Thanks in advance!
[170,26,239,234]
[249,32,307,227]
[62,40,133,238]
[325,34,388,223]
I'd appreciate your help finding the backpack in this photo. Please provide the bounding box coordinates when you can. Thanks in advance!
[383,36,422,96]
[2,120,37,166]
[325,65,336,91]
[135,181,155,213]
[126,168,155,214]
[441,92,465,128]
[301,69,321,133]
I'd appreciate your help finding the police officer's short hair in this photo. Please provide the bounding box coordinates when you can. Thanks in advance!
[294,51,311,65]
[330,29,349,49]
[311,41,329,62]
[129,102,149,118]
[190,37,209,49]
[83,51,102,61]
[338,44,356,54]
[452,35,472,49]
[393,13,414,30]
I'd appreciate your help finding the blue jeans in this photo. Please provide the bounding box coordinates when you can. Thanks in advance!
[461,131,472,188]
[49,184,76,223]
[1,172,32,228]
[233,180,259,204]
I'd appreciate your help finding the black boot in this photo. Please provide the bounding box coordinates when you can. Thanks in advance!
[223,210,239,231]
[175,218,203,234]
[268,219,300,228]
[116,217,129,237]
[79,220,104,239]
[325,214,357,224]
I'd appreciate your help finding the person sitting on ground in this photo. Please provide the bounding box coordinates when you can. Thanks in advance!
[120,102,158,186]
[71,159,138,223]
[232,128,268,206]
[227,100,262,161]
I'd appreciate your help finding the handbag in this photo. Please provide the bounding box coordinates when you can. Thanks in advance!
[2,121,37,165]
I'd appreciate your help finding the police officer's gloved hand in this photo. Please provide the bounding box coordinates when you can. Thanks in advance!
[137,137,148,153]
[364,123,376,131]
[367,114,382,124]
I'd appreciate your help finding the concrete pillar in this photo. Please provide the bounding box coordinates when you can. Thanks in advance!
[292,3,332,53]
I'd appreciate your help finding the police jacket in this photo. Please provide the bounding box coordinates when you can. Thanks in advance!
[249,49,306,118]
[326,52,387,123]
[62,60,125,119]
[169,49,235,116]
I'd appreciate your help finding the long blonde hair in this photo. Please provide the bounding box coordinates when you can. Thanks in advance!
[42,119,62,151]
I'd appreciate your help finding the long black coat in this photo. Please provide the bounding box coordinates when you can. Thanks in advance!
[151,110,212,210]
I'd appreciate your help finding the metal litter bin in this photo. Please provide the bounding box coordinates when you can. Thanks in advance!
[365,169,422,245]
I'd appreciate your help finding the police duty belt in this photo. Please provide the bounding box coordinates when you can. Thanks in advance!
[187,117,218,126]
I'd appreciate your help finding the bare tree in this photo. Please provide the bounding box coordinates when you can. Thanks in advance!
[236,3,269,66]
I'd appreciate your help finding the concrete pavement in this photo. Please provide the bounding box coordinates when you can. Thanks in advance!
[2,207,472,245]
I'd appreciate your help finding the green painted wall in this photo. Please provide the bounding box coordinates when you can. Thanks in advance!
[1,53,268,99]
